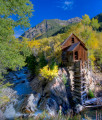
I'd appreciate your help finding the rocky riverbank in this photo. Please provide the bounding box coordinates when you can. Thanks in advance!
[0,67,72,119]
[0,67,102,120]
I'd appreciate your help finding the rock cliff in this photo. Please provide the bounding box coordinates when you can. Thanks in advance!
[30,68,72,115]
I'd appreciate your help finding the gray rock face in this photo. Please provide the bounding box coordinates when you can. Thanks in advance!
[30,68,70,115]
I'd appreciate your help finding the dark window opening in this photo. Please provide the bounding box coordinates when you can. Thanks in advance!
[75,51,78,60]
[72,38,74,43]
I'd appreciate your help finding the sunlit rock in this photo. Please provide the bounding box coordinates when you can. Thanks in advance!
[20,94,41,113]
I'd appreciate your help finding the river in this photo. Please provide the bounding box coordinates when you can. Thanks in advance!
[3,67,43,119]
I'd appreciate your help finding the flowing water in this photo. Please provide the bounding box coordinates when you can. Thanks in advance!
[8,67,32,96]
[4,67,43,119]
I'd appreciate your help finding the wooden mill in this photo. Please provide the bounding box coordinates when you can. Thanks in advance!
[61,33,88,104]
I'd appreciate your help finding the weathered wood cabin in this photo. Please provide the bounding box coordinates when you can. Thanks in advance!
[61,33,88,104]
[61,33,87,64]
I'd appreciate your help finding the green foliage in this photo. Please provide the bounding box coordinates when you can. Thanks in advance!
[26,53,48,75]
[26,55,38,74]
[91,18,100,30]
[35,53,48,75]
[82,14,91,26]
[52,23,78,36]
[88,89,95,98]
[0,41,24,78]
[38,53,48,69]
[82,14,91,25]
[49,62,57,70]
[94,13,102,31]
[0,0,33,28]
[0,0,33,89]
[62,74,67,85]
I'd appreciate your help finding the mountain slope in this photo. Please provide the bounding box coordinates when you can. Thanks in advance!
[94,13,102,31]
[52,22,78,36]
[20,17,81,40]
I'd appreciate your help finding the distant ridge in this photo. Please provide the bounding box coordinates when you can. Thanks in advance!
[19,17,81,40]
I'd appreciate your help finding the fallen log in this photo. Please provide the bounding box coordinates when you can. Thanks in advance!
[85,105,102,108]
[84,97,102,106]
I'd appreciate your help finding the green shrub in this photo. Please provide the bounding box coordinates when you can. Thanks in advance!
[38,53,48,69]
[62,74,67,85]
[26,55,38,74]
[49,61,57,70]
[88,89,95,98]
[26,53,47,75]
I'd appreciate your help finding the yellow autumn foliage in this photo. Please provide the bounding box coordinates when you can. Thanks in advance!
[27,40,41,49]
[89,54,96,61]
[40,65,58,80]
[86,32,98,49]
[43,46,51,52]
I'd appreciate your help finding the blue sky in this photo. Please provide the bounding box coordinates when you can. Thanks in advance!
[15,0,102,37]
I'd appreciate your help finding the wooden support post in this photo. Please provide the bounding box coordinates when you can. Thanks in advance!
[96,110,97,120]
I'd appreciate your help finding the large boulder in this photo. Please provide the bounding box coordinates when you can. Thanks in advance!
[30,68,70,115]
[20,93,41,113]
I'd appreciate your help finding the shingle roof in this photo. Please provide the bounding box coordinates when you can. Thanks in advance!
[67,42,80,51]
